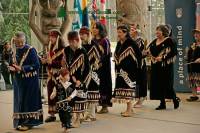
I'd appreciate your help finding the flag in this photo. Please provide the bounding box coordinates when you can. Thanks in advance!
[72,0,82,30]
[100,0,106,25]
[90,0,97,33]
[58,0,67,18]
[82,0,89,27]
[196,3,200,29]
[92,0,98,21]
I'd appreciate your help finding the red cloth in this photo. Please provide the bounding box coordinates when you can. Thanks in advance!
[100,0,106,3]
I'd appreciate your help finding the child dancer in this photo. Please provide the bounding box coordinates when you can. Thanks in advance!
[50,68,77,132]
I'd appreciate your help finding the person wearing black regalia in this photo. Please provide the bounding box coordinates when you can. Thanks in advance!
[79,26,100,121]
[186,29,200,102]
[41,30,65,123]
[148,25,180,110]
[112,25,142,117]
[130,26,147,108]
[63,31,90,127]
[50,68,77,133]
[92,22,112,114]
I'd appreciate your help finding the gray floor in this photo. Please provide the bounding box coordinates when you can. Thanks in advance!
[0,91,200,133]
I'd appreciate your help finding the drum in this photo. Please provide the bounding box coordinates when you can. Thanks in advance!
[87,91,100,104]
[72,100,87,113]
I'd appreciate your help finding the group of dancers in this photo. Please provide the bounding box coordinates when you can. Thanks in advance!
[10,21,200,132]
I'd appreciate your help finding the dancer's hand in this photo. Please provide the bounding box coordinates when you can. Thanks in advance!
[40,58,47,64]
[66,97,72,101]
[195,58,200,63]
[12,64,22,71]
[75,80,81,87]
[143,50,150,56]
[155,56,162,62]
[47,58,52,64]
[8,66,16,72]
[50,87,57,100]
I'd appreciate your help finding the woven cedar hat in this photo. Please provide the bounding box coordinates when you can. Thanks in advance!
[49,29,61,37]
[79,26,90,35]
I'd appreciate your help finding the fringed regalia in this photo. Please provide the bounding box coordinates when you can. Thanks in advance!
[92,38,113,107]
[135,37,147,98]
[64,46,90,113]
[46,44,64,114]
[112,38,142,103]
[82,41,101,105]
[187,43,200,89]
[55,78,77,128]
[149,37,177,100]
[13,44,43,128]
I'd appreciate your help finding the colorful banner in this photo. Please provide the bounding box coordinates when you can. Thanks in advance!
[164,0,196,92]
[72,0,82,30]
[196,3,200,29]
[82,0,89,27]
[58,0,67,18]
[99,0,106,25]
[92,0,98,21]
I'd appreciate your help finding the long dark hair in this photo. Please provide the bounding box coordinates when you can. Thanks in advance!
[94,22,107,38]
[117,25,131,38]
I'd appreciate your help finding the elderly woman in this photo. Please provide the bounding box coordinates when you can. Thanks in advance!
[148,25,180,110]
[9,32,43,131]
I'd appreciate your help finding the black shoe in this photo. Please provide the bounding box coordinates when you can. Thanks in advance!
[186,96,199,102]
[173,97,180,109]
[155,105,166,110]
[45,116,56,123]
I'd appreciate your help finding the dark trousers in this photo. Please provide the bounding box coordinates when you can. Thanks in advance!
[2,70,11,85]
[2,70,12,90]
[58,110,72,128]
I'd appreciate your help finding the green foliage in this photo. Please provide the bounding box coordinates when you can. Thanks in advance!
[0,0,30,44]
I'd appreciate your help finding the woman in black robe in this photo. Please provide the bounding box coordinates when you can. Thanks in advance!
[186,29,200,102]
[79,26,100,121]
[130,27,147,108]
[64,31,90,127]
[148,25,180,110]
[112,25,142,117]
[41,30,65,123]
[92,22,112,113]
